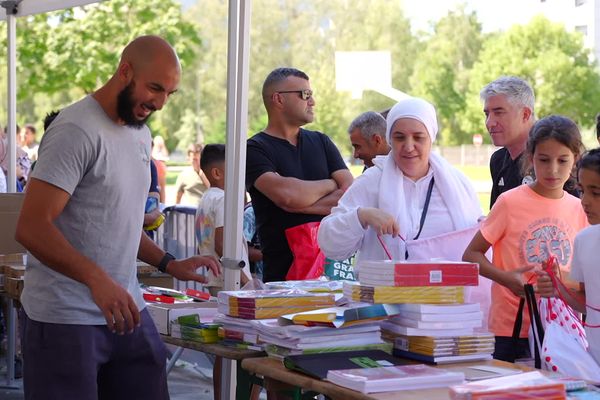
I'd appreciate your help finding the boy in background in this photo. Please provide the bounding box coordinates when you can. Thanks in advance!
[195,144,256,400]
[195,144,252,294]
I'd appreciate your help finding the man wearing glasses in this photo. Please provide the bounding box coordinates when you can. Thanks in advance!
[246,67,353,282]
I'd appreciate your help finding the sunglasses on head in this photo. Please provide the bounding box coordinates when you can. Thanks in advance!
[276,89,313,101]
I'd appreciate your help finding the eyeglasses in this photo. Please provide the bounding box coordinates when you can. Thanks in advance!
[276,89,313,101]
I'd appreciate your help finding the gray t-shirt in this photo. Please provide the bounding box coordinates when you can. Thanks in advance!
[21,95,151,325]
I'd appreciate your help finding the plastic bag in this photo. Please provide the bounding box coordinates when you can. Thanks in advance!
[533,297,600,383]
[285,222,325,280]
[541,320,600,382]
[323,256,356,281]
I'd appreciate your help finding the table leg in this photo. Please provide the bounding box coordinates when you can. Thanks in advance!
[236,359,264,400]
[0,298,18,389]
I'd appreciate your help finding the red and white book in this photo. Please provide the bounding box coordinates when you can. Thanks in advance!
[358,260,479,287]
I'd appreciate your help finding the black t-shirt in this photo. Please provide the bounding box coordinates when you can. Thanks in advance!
[245,129,348,282]
[489,147,523,208]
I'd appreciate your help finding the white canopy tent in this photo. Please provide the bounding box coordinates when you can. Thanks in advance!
[1,1,249,397]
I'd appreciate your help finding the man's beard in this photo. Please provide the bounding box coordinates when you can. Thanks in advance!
[117,81,153,129]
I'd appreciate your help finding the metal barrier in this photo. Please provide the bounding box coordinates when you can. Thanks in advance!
[154,205,207,292]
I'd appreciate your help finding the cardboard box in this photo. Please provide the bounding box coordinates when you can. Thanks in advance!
[5,277,23,299]
[4,265,25,279]
[0,194,25,254]
[146,302,219,335]
[0,253,26,265]
[138,273,174,289]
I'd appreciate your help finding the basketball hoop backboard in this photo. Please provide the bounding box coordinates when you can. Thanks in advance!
[335,51,408,101]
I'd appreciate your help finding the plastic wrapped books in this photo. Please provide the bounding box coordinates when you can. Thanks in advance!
[326,363,465,393]
[217,289,336,319]
[357,260,479,287]
[278,304,403,328]
[343,281,464,304]
[449,371,566,399]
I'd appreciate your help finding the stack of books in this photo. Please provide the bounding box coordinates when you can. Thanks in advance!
[346,260,478,304]
[381,303,494,363]
[213,314,265,350]
[256,318,388,358]
[170,314,220,343]
[358,260,479,287]
[216,289,336,319]
[326,363,465,394]
[278,304,403,328]
[449,371,567,399]
[343,281,464,304]
[253,304,401,358]
[264,279,344,293]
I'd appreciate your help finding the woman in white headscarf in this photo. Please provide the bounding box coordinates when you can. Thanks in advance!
[319,97,483,263]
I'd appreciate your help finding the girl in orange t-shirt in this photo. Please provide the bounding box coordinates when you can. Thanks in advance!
[463,115,588,362]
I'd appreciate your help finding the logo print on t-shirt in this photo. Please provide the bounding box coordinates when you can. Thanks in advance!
[521,220,572,267]
[498,177,504,187]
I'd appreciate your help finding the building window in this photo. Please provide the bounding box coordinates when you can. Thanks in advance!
[575,0,587,6]
[575,25,588,36]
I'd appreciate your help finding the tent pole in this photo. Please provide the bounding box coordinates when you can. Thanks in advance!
[221,0,252,399]
[4,2,17,193]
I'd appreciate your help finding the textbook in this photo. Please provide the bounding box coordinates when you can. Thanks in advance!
[381,320,475,337]
[393,348,493,364]
[284,350,409,379]
[388,316,482,330]
[264,280,344,293]
[217,289,336,307]
[449,371,566,399]
[394,303,480,314]
[343,281,464,304]
[265,342,393,359]
[326,363,465,394]
[400,310,483,322]
[358,260,479,287]
[217,303,328,319]
[279,304,403,328]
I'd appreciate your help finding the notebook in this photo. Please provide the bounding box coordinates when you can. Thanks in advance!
[283,349,408,379]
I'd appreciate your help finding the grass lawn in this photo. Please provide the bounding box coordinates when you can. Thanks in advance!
[455,165,491,182]
[166,170,179,186]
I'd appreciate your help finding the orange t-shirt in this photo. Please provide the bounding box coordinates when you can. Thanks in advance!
[480,185,588,337]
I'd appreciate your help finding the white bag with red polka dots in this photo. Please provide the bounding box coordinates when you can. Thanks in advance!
[536,297,600,383]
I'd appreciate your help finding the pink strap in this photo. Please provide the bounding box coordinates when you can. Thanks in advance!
[377,234,393,260]
[544,255,600,329]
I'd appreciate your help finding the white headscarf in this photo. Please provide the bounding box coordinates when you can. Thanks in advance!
[376,97,481,243]
[386,97,438,144]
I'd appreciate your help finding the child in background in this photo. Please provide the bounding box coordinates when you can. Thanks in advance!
[538,148,600,366]
[463,115,588,362]
[194,144,255,400]
[195,144,251,293]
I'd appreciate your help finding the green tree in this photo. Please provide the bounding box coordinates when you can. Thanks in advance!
[459,16,600,141]
[2,0,201,144]
[410,6,483,145]
[189,0,416,155]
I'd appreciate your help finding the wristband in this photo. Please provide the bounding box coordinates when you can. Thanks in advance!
[157,252,176,273]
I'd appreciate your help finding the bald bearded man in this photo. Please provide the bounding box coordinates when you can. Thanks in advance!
[15,36,220,400]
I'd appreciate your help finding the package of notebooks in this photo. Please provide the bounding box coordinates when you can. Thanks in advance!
[217,289,336,319]
[343,281,464,304]
[358,260,479,287]
[170,314,221,343]
[264,280,344,293]
[449,371,566,399]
